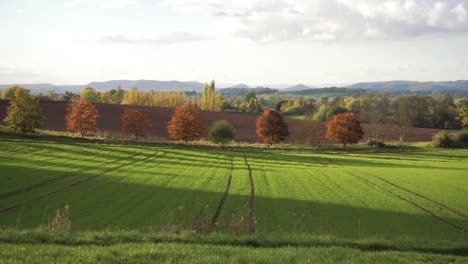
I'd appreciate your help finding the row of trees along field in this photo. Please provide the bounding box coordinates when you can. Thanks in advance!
[2,84,468,136]
[5,86,466,147]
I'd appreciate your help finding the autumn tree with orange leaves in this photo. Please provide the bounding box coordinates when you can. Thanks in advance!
[256,108,289,145]
[326,112,364,147]
[167,104,203,143]
[121,109,150,140]
[65,98,99,137]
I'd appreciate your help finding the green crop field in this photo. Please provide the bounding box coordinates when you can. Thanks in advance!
[1,134,467,263]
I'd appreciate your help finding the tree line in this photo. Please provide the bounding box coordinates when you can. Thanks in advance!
[2,85,468,145]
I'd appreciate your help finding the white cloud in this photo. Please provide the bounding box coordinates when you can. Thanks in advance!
[99,32,210,45]
[66,0,142,8]
[165,0,468,43]
[452,3,467,22]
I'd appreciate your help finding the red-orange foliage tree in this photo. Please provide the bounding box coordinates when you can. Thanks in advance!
[121,109,150,140]
[65,98,99,137]
[326,112,364,147]
[256,108,289,145]
[167,104,203,143]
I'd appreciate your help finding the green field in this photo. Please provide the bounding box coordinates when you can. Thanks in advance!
[1,134,467,263]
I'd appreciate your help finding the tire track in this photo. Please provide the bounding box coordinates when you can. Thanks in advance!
[323,156,467,233]
[0,151,159,215]
[0,152,142,200]
[348,170,467,233]
[358,170,468,221]
[244,156,255,235]
[209,156,234,233]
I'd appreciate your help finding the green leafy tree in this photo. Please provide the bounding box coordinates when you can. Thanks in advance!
[459,105,468,128]
[247,98,263,113]
[4,87,44,133]
[80,87,99,103]
[208,120,236,146]
[1,86,29,100]
[200,80,223,111]
[243,91,257,103]
[313,105,348,121]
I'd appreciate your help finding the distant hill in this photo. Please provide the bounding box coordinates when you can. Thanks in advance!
[282,84,314,92]
[0,80,205,94]
[347,80,468,93]
[219,87,278,96]
[284,87,368,97]
[224,83,250,89]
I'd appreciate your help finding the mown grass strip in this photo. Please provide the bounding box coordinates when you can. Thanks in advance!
[209,156,234,233]
[0,151,158,215]
[244,156,255,235]
[0,150,141,200]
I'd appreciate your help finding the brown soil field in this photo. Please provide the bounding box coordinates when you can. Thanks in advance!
[0,100,442,143]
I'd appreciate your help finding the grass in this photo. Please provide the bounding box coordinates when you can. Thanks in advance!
[2,242,468,264]
[284,114,308,120]
[0,132,467,262]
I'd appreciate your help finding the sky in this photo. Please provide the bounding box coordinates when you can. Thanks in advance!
[1,0,468,86]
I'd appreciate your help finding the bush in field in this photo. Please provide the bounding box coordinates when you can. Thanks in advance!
[208,120,236,146]
[456,129,468,143]
[432,131,456,148]
[121,109,150,140]
[326,113,364,147]
[4,87,44,133]
[167,104,203,143]
[256,108,289,145]
[66,99,99,137]
[366,139,386,148]
[433,130,468,148]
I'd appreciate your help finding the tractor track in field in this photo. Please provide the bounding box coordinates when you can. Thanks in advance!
[358,170,468,221]
[323,156,468,233]
[326,155,468,221]
[209,156,234,233]
[0,152,143,200]
[244,156,256,235]
[350,171,468,233]
[0,151,159,215]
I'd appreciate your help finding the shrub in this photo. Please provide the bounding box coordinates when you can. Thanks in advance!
[432,131,456,148]
[208,120,236,146]
[50,204,71,233]
[366,139,386,148]
[455,129,468,143]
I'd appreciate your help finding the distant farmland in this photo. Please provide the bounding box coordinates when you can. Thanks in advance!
[0,100,442,143]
